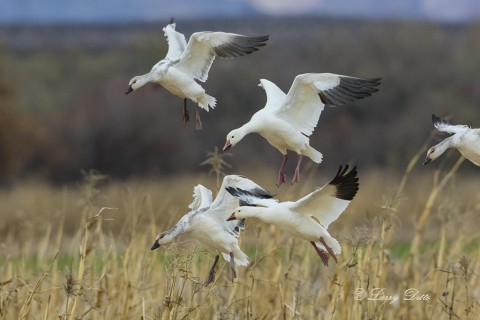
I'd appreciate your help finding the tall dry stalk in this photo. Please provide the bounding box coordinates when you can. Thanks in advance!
[403,156,465,278]
[200,146,232,188]
[18,252,58,320]
[67,207,114,320]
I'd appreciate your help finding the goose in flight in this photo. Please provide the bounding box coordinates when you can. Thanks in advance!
[151,176,273,286]
[226,165,359,266]
[126,19,269,130]
[223,73,380,185]
[424,114,480,166]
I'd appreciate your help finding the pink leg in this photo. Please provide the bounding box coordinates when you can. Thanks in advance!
[319,237,338,263]
[229,252,237,281]
[291,154,303,184]
[205,255,219,286]
[277,154,288,187]
[310,241,329,266]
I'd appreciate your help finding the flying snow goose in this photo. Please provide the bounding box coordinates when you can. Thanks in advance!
[223,73,380,185]
[151,176,273,286]
[125,18,269,130]
[226,165,359,266]
[424,114,480,166]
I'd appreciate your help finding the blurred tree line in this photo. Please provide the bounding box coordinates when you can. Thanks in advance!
[1,18,480,183]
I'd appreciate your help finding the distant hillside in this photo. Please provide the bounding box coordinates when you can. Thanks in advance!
[1,17,480,182]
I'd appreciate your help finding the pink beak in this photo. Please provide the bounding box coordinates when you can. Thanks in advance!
[223,139,232,151]
[226,212,236,221]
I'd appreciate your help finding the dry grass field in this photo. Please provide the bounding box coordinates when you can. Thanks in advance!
[1,153,480,319]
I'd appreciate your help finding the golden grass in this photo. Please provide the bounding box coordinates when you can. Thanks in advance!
[0,161,479,319]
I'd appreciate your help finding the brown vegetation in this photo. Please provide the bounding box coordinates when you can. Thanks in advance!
[0,156,479,318]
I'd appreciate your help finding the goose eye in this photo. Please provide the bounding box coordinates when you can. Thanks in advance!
[231,135,235,139]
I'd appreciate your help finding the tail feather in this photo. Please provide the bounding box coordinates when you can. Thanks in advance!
[197,93,216,111]
[222,247,249,266]
[302,145,323,163]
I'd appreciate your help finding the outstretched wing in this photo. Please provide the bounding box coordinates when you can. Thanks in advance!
[258,79,287,111]
[432,114,470,134]
[209,175,274,235]
[163,19,187,60]
[188,184,213,210]
[175,32,269,82]
[293,165,359,229]
[277,73,381,136]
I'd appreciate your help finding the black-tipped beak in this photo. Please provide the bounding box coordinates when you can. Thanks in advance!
[125,85,133,95]
[223,140,232,151]
[151,241,160,250]
[423,158,432,165]
[226,212,236,221]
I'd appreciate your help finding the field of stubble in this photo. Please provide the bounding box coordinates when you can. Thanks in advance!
[1,157,479,319]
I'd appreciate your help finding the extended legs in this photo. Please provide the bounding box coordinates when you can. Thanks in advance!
[310,241,330,266]
[195,109,202,131]
[291,155,303,184]
[181,99,202,131]
[319,237,338,263]
[204,253,237,286]
[205,255,220,286]
[310,237,338,266]
[277,154,303,186]
[277,154,288,186]
[182,99,190,126]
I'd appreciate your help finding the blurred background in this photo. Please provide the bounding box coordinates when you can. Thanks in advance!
[0,0,480,184]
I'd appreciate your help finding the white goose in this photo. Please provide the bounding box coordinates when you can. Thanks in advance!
[223,73,380,185]
[424,114,480,166]
[151,175,273,286]
[126,19,269,130]
[226,165,359,266]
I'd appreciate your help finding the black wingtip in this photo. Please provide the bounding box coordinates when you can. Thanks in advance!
[329,165,359,201]
[233,218,246,235]
[319,76,381,107]
[213,34,269,59]
[226,186,275,206]
[225,186,240,198]
[432,114,449,127]
[226,186,273,200]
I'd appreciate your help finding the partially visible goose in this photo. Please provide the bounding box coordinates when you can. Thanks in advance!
[226,165,359,266]
[223,73,380,185]
[424,114,480,166]
[151,176,273,286]
[126,18,269,130]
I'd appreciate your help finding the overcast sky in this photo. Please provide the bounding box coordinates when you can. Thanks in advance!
[1,0,479,24]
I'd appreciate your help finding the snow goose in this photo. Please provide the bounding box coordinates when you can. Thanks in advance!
[223,74,380,185]
[126,18,269,130]
[424,114,480,166]
[226,165,359,266]
[151,176,273,286]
